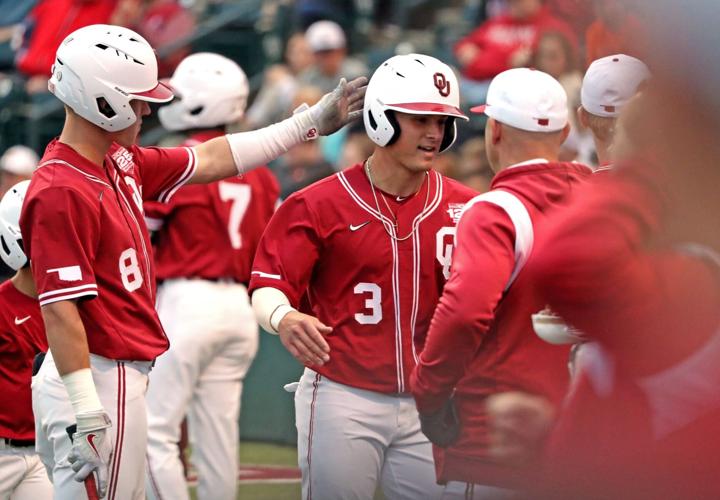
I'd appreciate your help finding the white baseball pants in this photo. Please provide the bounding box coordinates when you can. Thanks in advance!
[32,351,152,500]
[0,444,52,499]
[295,368,444,500]
[145,278,258,500]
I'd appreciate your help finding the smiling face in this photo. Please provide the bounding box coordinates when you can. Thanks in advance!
[385,111,448,173]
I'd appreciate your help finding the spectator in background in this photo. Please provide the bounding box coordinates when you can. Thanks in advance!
[245,32,314,129]
[585,0,642,67]
[454,137,494,193]
[337,130,374,170]
[298,20,367,95]
[15,0,118,93]
[0,145,37,196]
[271,86,336,198]
[0,0,36,69]
[454,0,575,105]
[546,0,595,42]
[112,0,196,77]
[531,30,593,164]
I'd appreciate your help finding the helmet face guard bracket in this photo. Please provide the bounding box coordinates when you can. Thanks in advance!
[0,180,30,271]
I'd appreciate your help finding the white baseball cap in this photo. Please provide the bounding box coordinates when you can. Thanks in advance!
[581,54,651,118]
[305,20,346,52]
[471,68,568,132]
[0,146,39,176]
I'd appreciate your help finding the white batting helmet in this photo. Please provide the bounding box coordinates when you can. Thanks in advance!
[363,54,468,152]
[0,180,30,270]
[158,52,249,131]
[49,24,173,132]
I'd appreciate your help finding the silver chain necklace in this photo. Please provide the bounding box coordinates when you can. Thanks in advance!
[364,157,431,242]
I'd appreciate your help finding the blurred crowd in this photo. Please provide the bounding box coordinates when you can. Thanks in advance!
[0,0,647,280]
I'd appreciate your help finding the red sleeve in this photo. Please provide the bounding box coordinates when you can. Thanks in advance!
[131,145,197,204]
[248,193,322,307]
[526,166,720,364]
[411,202,516,412]
[21,187,100,307]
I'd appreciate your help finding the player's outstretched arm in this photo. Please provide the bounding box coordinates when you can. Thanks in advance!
[277,311,332,367]
[42,300,112,498]
[191,76,367,184]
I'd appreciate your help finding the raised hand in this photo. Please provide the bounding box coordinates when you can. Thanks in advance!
[308,77,368,136]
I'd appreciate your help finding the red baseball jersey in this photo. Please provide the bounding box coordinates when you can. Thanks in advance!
[0,280,46,440]
[145,131,280,283]
[249,163,477,394]
[525,162,720,498]
[21,139,197,361]
[410,160,592,487]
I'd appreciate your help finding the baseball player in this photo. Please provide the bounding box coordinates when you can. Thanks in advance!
[410,68,592,498]
[0,181,53,499]
[249,53,477,500]
[531,54,652,372]
[23,24,365,500]
[577,54,651,171]
[143,53,280,500]
[0,146,39,281]
[525,87,720,497]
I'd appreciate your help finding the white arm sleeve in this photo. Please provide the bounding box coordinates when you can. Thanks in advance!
[226,105,317,174]
[251,286,297,334]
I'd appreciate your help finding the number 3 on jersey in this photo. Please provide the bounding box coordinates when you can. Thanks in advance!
[219,182,252,249]
[354,283,381,324]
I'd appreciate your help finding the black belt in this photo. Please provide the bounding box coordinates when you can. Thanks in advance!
[32,352,46,376]
[2,437,35,447]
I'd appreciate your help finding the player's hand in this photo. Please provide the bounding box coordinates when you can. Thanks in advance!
[68,410,113,498]
[308,76,368,135]
[419,396,460,447]
[278,311,332,366]
[486,391,555,466]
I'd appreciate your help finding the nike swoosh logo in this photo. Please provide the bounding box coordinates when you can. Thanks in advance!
[14,316,31,325]
[350,221,370,232]
[87,433,100,455]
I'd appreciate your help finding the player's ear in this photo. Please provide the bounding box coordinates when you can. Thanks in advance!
[577,106,588,128]
[560,123,571,142]
[490,118,502,145]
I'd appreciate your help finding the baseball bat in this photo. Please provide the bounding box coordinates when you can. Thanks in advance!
[66,424,100,500]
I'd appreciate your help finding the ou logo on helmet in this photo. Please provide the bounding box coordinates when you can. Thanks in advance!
[433,72,450,97]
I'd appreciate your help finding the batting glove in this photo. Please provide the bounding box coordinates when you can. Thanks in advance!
[68,410,113,498]
[419,396,460,447]
[307,76,368,136]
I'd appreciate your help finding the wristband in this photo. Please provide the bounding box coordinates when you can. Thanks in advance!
[61,368,103,415]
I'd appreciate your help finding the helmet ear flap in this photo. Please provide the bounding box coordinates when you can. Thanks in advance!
[384,110,401,146]
[439,117,457,152]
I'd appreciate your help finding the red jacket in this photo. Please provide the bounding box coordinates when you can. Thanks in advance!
[455,6,576,81]
[411,160,591,487]
[16,0,117,77]
[526,162,720,498]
